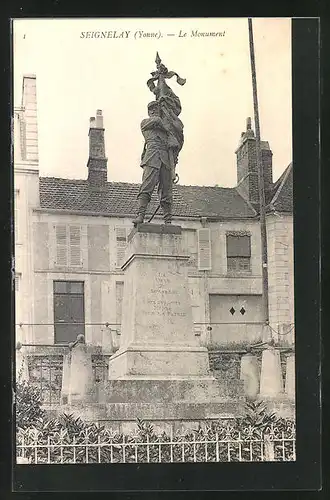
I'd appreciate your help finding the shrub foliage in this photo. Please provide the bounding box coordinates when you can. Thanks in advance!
[16,387,295,463]
[15,379,45,429]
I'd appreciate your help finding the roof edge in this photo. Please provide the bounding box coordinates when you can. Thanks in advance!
[270,162,292,207]
[33,207,257,221]
[39,176,242,191]
[233,186,258,217]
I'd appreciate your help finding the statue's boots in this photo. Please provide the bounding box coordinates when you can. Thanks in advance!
[161,202,172,225]
[133,194,149,225]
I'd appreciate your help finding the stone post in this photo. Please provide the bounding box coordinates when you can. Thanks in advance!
[60,350,71,405]
[264,433,275,461]
[284,352,295,400]
[259,345,283,397]
[68,335,94,404]
[101,324,115,355]
[240,352,260,399]
[16,342,29,382]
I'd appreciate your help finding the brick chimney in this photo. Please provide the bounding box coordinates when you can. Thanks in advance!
[235,117,273,204]
[87,109,107,187]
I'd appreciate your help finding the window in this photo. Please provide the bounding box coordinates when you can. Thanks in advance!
[226,233,251,273]
[55,225,82,267]
[53,281,85,344]
[197,228,211,271]
[116,227,128,268]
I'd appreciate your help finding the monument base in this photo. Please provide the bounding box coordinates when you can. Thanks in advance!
[101,376,243,403]
[109,344,211,378]
[51,375,244,432]
[48,397,244,434]
[95,375,245,430]
[103,224,245,427]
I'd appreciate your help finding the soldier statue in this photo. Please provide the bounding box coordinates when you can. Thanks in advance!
[133,53,186,226]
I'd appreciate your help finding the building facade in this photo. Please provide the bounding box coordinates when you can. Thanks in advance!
[14,75,294,407]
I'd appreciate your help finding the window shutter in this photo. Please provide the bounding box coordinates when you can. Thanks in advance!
[116,227,128,268]
[15,273,21,292]
[197,228,211,270]
[55,225,67,266]
[19,117,27,160]
[69,226,82,267]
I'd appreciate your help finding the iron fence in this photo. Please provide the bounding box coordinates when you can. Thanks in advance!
[28,356,63,406]
[27,355,110,405]
[17,424,295,464]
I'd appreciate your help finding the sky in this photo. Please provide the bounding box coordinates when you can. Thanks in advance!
[13,18,292,187]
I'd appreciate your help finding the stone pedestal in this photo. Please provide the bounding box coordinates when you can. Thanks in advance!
[68,342,94,404]
[240,353,259,399]
[16,345,29,382]
[259,346,284,398]
[285,352,295,400]
[105,224,244,424]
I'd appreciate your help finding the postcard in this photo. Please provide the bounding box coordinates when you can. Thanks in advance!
[11,16,321,492]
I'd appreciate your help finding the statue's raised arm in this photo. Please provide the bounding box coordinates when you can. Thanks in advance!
[146,53,186,166]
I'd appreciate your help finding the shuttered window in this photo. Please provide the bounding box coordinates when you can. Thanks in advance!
[116,227,128,268]
[19,116,27,160]
[55,225,82,267]
[197,228,211,271]
[15,273,21,292]
[226,234,251,273]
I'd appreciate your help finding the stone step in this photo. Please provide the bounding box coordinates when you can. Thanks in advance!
[103,401,244,420]
[99,377,245,404]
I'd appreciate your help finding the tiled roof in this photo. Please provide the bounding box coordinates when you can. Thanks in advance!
[268,163,293,213]
[38,163,293,219]
[39,177,256,219]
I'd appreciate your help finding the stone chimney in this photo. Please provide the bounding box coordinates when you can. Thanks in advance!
[87,109,107,187]
[16,75,38,162]
[235,117,273,204]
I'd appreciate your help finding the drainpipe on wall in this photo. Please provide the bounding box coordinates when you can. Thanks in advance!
[200,217,211,346]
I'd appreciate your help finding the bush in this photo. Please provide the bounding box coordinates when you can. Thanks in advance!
[239,400,277,430]
[15,388,295,464]
[16,402,295,464]
[15,379,45,429]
